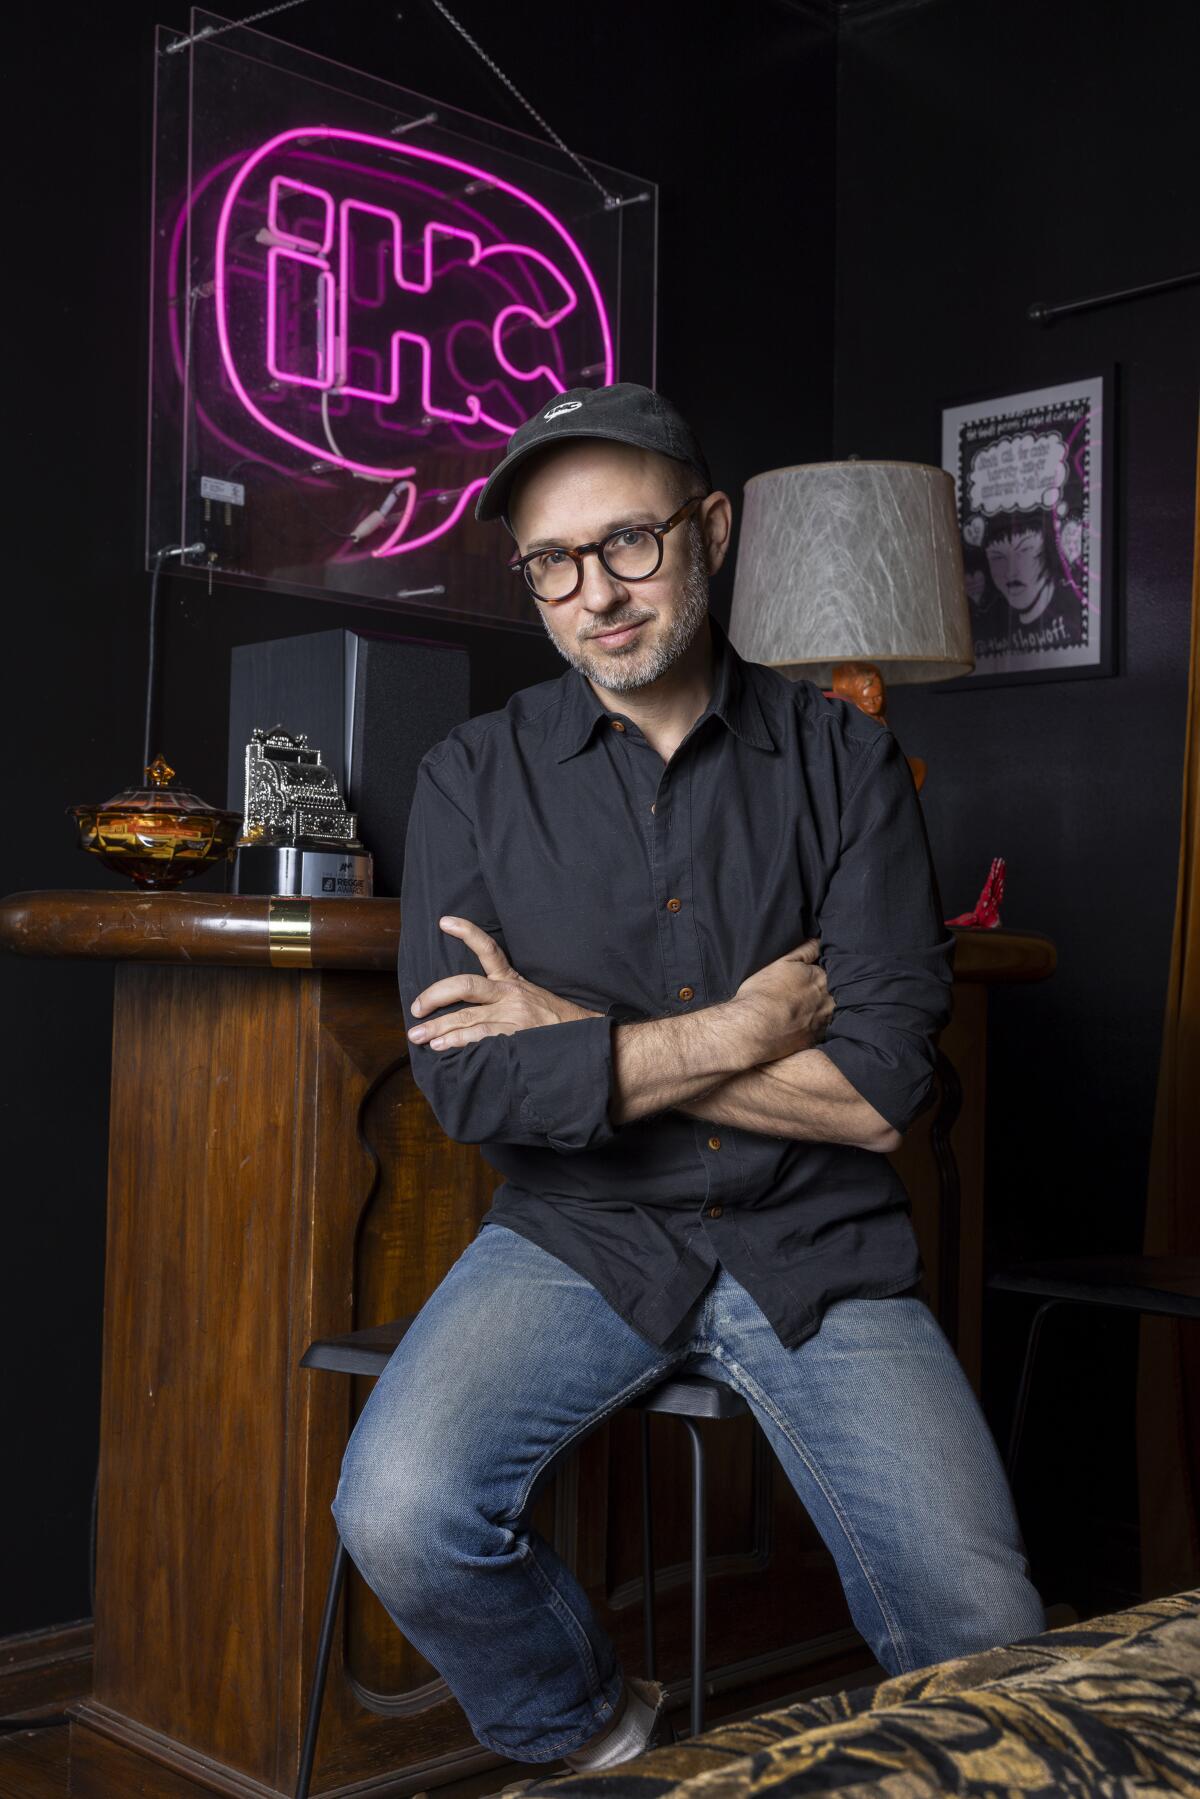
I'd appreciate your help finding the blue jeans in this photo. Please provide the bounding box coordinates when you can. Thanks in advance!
[332,1222,1045,1762]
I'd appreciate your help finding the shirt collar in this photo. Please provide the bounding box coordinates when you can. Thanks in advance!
[554,612,775,762]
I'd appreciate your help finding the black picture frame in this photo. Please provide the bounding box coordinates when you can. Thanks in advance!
[935,367,1118,692]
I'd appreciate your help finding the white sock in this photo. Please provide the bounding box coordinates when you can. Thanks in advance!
[563,1679,659,1771]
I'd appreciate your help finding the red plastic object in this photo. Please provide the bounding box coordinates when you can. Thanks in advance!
[946,855,1006,930]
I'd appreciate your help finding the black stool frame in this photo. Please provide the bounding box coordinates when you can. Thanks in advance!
[989,1255,1200,1485]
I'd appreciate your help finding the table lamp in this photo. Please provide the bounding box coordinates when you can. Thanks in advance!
[729,460,975,790]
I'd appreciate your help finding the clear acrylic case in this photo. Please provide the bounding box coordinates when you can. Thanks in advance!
[147,8,658,626]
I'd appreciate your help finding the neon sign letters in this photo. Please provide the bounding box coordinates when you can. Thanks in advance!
[212,127,615,558]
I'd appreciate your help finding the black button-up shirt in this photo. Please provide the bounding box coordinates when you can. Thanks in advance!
[398,612,956,1350]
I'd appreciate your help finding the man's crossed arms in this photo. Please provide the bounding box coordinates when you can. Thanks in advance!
[404,915,902,1155]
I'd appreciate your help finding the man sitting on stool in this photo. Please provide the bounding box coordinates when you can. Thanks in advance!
[332,384,1046,1782]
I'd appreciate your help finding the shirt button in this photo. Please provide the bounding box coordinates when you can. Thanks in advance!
[666,897,681,911]
[708,1135,721,1151]
[610,719,626,732]
[707,1204,723,1219]
[650,802,656,812]
[678,985,694,1001]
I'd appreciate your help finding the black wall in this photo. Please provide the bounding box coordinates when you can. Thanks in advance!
[5,0,836,1635]
[5,0,1196,1637]
[832,0,1199,1597]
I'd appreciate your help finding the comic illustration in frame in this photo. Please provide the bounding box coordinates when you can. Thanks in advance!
[937,370,1116,689]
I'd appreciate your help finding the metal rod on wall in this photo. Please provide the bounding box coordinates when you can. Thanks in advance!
[1028,270,1199,325]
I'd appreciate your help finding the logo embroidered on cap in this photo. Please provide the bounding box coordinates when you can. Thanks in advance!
[544,400,584,420]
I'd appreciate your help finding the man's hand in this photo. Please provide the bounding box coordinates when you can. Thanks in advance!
[726,937,834,1062]
[406,916,601,1050]
[663,940,897,1150]
[605,936,837,1129]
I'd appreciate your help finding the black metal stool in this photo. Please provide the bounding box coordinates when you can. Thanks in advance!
[294,1319,749,1799]
[988,1254,1200,1484]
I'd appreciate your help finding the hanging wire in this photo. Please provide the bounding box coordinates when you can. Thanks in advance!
[165,0,309,54]
[166,0,645,212]
[425,0,621,207]
[144,545,204,772]
[143,547,175,773]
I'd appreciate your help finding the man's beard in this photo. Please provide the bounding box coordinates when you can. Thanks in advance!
[539,523,710,693]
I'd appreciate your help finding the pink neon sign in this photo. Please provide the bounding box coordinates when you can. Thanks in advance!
[212,126,615,558]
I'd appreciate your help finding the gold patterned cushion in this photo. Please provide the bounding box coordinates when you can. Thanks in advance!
[521,1590,1200,1797]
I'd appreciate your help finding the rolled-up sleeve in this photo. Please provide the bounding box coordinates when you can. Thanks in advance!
[398,748,618,1152]
[815,726,956,1136]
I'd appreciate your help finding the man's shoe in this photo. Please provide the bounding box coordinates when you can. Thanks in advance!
[623,1674,674,1753]
[633,1675,676,1752]
[482,1676,674,1797]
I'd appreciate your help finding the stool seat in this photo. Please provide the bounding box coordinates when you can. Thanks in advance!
[988,1255,1200,1318]
[301,1323,755,1417]
[630,1372,749,1419]
[300,1319,414,1377]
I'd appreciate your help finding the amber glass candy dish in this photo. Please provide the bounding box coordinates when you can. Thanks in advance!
[68,754,243,889]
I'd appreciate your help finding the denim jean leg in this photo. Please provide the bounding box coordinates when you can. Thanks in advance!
[693,1271,1046,1676]
[331,1224,679,1761]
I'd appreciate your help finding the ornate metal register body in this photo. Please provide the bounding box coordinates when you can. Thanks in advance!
[242,727,361,847]
[235,727,374,899]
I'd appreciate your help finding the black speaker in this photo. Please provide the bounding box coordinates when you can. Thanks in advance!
[227,628,470,897]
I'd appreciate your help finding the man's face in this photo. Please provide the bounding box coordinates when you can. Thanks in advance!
[508,439,716,694]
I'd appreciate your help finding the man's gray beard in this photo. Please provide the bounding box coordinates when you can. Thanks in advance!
[538,523,710,694]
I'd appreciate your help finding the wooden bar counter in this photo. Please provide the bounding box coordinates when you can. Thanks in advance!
[0,890,1055,1798]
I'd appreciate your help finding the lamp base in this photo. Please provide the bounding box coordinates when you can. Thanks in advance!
[823,661,927,792]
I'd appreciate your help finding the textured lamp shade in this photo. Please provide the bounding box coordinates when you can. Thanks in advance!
[729,461,975,686]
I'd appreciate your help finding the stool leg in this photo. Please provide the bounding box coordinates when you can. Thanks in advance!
[296,1535,348,1799]
[681,1418,706,1739]
[640,1411,657,1680]
[1006,1300,1060,1486]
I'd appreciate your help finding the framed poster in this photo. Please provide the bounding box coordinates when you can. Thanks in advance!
[937,371,1116,688]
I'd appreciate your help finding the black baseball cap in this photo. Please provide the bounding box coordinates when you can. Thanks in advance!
[474,382,712,528]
